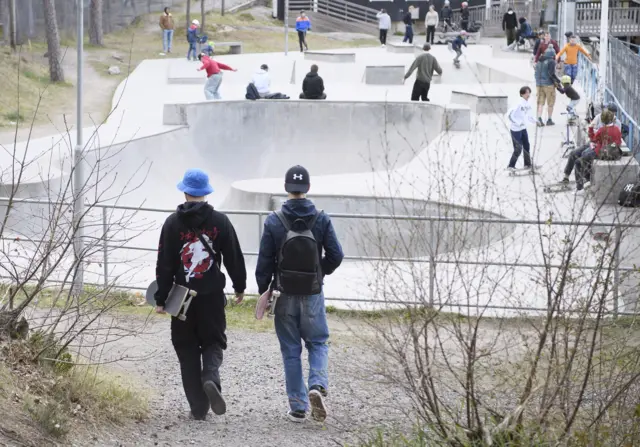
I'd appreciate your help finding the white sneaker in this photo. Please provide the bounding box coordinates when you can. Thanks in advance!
[583,181,591,189]
[575,189,585,196]
[159,52,166,56]
[507,167,516,172]
[381,44,386,48]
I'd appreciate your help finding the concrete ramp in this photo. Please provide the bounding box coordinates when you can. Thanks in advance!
[450,90,508,114]
[304,51,356,63]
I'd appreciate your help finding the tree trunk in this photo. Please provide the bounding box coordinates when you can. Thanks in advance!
[8,0,15,50]
[89,0,103,46]
[27,0,34,38]
[42,0,64,83]
[222,0,225,16]
[186,0,191,31]
[200,0,205,30]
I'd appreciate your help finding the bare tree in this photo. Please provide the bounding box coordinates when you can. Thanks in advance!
[200,0,206,30]
[42,0,64,82]
[8,0,15,50]
[186,0,191,30]
[89,0,104,46]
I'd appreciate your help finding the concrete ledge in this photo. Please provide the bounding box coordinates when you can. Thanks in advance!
[365,65,405,85]
[592,158,640,205]
[304,51,356,63]
[450,90,508,114]
[386,43,417,54]
[216,41,243,54]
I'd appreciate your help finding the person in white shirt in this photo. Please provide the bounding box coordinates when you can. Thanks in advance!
[251,64,271,98]
[425,5,439,45]
[507,86,538,171]
[376,9,391,47]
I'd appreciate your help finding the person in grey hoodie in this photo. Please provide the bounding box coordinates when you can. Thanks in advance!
[376,9,391,47]
[534,46,558,126]
[425,5,439,45]
[404,43,442,101]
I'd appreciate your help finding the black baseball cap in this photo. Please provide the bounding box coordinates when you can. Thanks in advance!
[284,165,310,193]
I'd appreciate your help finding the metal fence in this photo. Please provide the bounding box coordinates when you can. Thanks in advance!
[1,197,639,316]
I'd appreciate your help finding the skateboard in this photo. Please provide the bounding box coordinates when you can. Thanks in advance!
[145,280,197,321]
[543,180,576,193]
[508,165,539,177]
[255,289,280,320]
[453,60,460,69]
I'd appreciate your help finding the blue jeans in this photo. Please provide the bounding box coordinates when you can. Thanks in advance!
[564,63,578,83]
[508,129,532,168]
[204,73,223,100]
[163,29,174,53]
[403,24,413,43]
[187,42,197,60]
[274,293,329,413]
[575,147,596,189]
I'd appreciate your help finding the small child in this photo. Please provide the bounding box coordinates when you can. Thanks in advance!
[556,75,580,117]
[186,19,200,61]
[201,40,215,56]
[452,30,468,64]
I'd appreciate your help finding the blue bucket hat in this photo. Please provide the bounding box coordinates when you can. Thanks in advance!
[177,169,214,197]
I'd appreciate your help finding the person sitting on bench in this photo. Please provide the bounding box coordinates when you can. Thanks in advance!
[299,64,326,100]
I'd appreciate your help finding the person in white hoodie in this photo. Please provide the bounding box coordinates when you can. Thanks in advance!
[251,64,271,98]
[376,9,391,47]
[425,5,439,45]
[507,86,538,171]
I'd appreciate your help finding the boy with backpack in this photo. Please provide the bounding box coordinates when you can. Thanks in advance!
[186,19,201,61]
[255,165,344,423]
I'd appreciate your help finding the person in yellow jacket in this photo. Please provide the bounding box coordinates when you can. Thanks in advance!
[556,35,591,84]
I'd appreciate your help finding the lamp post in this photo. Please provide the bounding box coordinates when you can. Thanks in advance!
[598,0,609,103]
[284,0,289,55]
[72,0,85,295]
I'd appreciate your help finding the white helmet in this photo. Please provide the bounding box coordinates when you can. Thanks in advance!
[444,0,450,4]
[462,1,468,6]
[192,19,200,26]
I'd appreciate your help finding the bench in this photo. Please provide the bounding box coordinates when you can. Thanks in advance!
[591,157,640,205]
[304,51,356,63]
[364,66,405,85]
[386,43,417,54]
[450,90,508,114]
[215,41,243,54]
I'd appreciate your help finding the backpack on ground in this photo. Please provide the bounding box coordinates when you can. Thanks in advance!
[618,182,640,207]
[275,210,322,296]
[598,143,622,161]
[245,83,260,100]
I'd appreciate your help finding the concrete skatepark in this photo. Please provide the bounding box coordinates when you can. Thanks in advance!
[1,38,638,314]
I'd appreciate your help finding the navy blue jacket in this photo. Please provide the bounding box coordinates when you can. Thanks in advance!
[452,36,467,50]
[255,199,344,295]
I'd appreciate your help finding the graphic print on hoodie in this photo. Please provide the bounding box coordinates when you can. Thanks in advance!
[179,228,219,283]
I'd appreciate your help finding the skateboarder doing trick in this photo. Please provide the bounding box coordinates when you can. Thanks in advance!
[507,86,538,172]
[256,166,344,423]
[452,31,467,66]
[155,169,247,420]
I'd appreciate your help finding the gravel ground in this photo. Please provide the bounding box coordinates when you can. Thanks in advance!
[70,316,410,447]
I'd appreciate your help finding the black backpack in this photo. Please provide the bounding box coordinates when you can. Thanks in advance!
[275,210,322,296]
[618,182,640,207]
[245,83,260,100]
[598,143,622,161]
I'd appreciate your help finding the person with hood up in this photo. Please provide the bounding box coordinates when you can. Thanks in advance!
[197,53,237,100]
[556,34,591,84]
[441,0,453,31]
[502,7,518,46]
[534,46,558,126]
[251,64,271,98]
[154,169,247,421]
[376,9,391,47]
[299,64,326,100]
[425,6,439,45]
[402,6,415,44]
[460,2,470,31]
[296,11,311,52]
[159,7,174,54]
[186,19,200,61]
[256,165,344,423]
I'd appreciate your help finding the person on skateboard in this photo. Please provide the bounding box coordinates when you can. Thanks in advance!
[255,166,344,423]
[155,168,247,420]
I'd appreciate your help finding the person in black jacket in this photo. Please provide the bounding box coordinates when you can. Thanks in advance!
[460,1,470,31]
[502,7,518,46]
[402,6,415,43]
[155,168,247,421]
[441,0,453,31]
[299,64,326,99]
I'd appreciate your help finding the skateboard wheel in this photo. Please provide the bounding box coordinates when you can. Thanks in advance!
[178,314,187,321]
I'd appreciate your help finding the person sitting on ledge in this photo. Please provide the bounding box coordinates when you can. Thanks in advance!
[299,64,326,100]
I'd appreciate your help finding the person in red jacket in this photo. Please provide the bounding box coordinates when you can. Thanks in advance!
[534,31,560,63]
[197,53,237,100]
[574,109,622,193]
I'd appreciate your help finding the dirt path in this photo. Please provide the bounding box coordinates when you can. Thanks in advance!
[69,315,409,447]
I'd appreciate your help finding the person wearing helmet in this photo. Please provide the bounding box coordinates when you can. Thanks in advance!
[460,2,470,31]
[187,19,201,61]
[441,0,453,32]
[555,74,580,116]
[556,34,592,84]
[452,31,467,65]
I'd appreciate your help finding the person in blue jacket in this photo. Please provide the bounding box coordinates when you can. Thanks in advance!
[296,11,311,52]
[186,19,200,61]
[256,165,344,424]
[452,30,468,64]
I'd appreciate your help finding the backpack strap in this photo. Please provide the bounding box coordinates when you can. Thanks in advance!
[274,210,291,232]
[307,210,323,231]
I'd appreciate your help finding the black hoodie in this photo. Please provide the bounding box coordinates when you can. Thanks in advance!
[154,201,246,307]
[302,72,325,99]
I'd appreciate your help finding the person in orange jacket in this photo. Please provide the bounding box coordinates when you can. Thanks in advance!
[556,35,591,84]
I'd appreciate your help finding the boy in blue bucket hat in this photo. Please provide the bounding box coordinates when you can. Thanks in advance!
[154,168,247,420]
